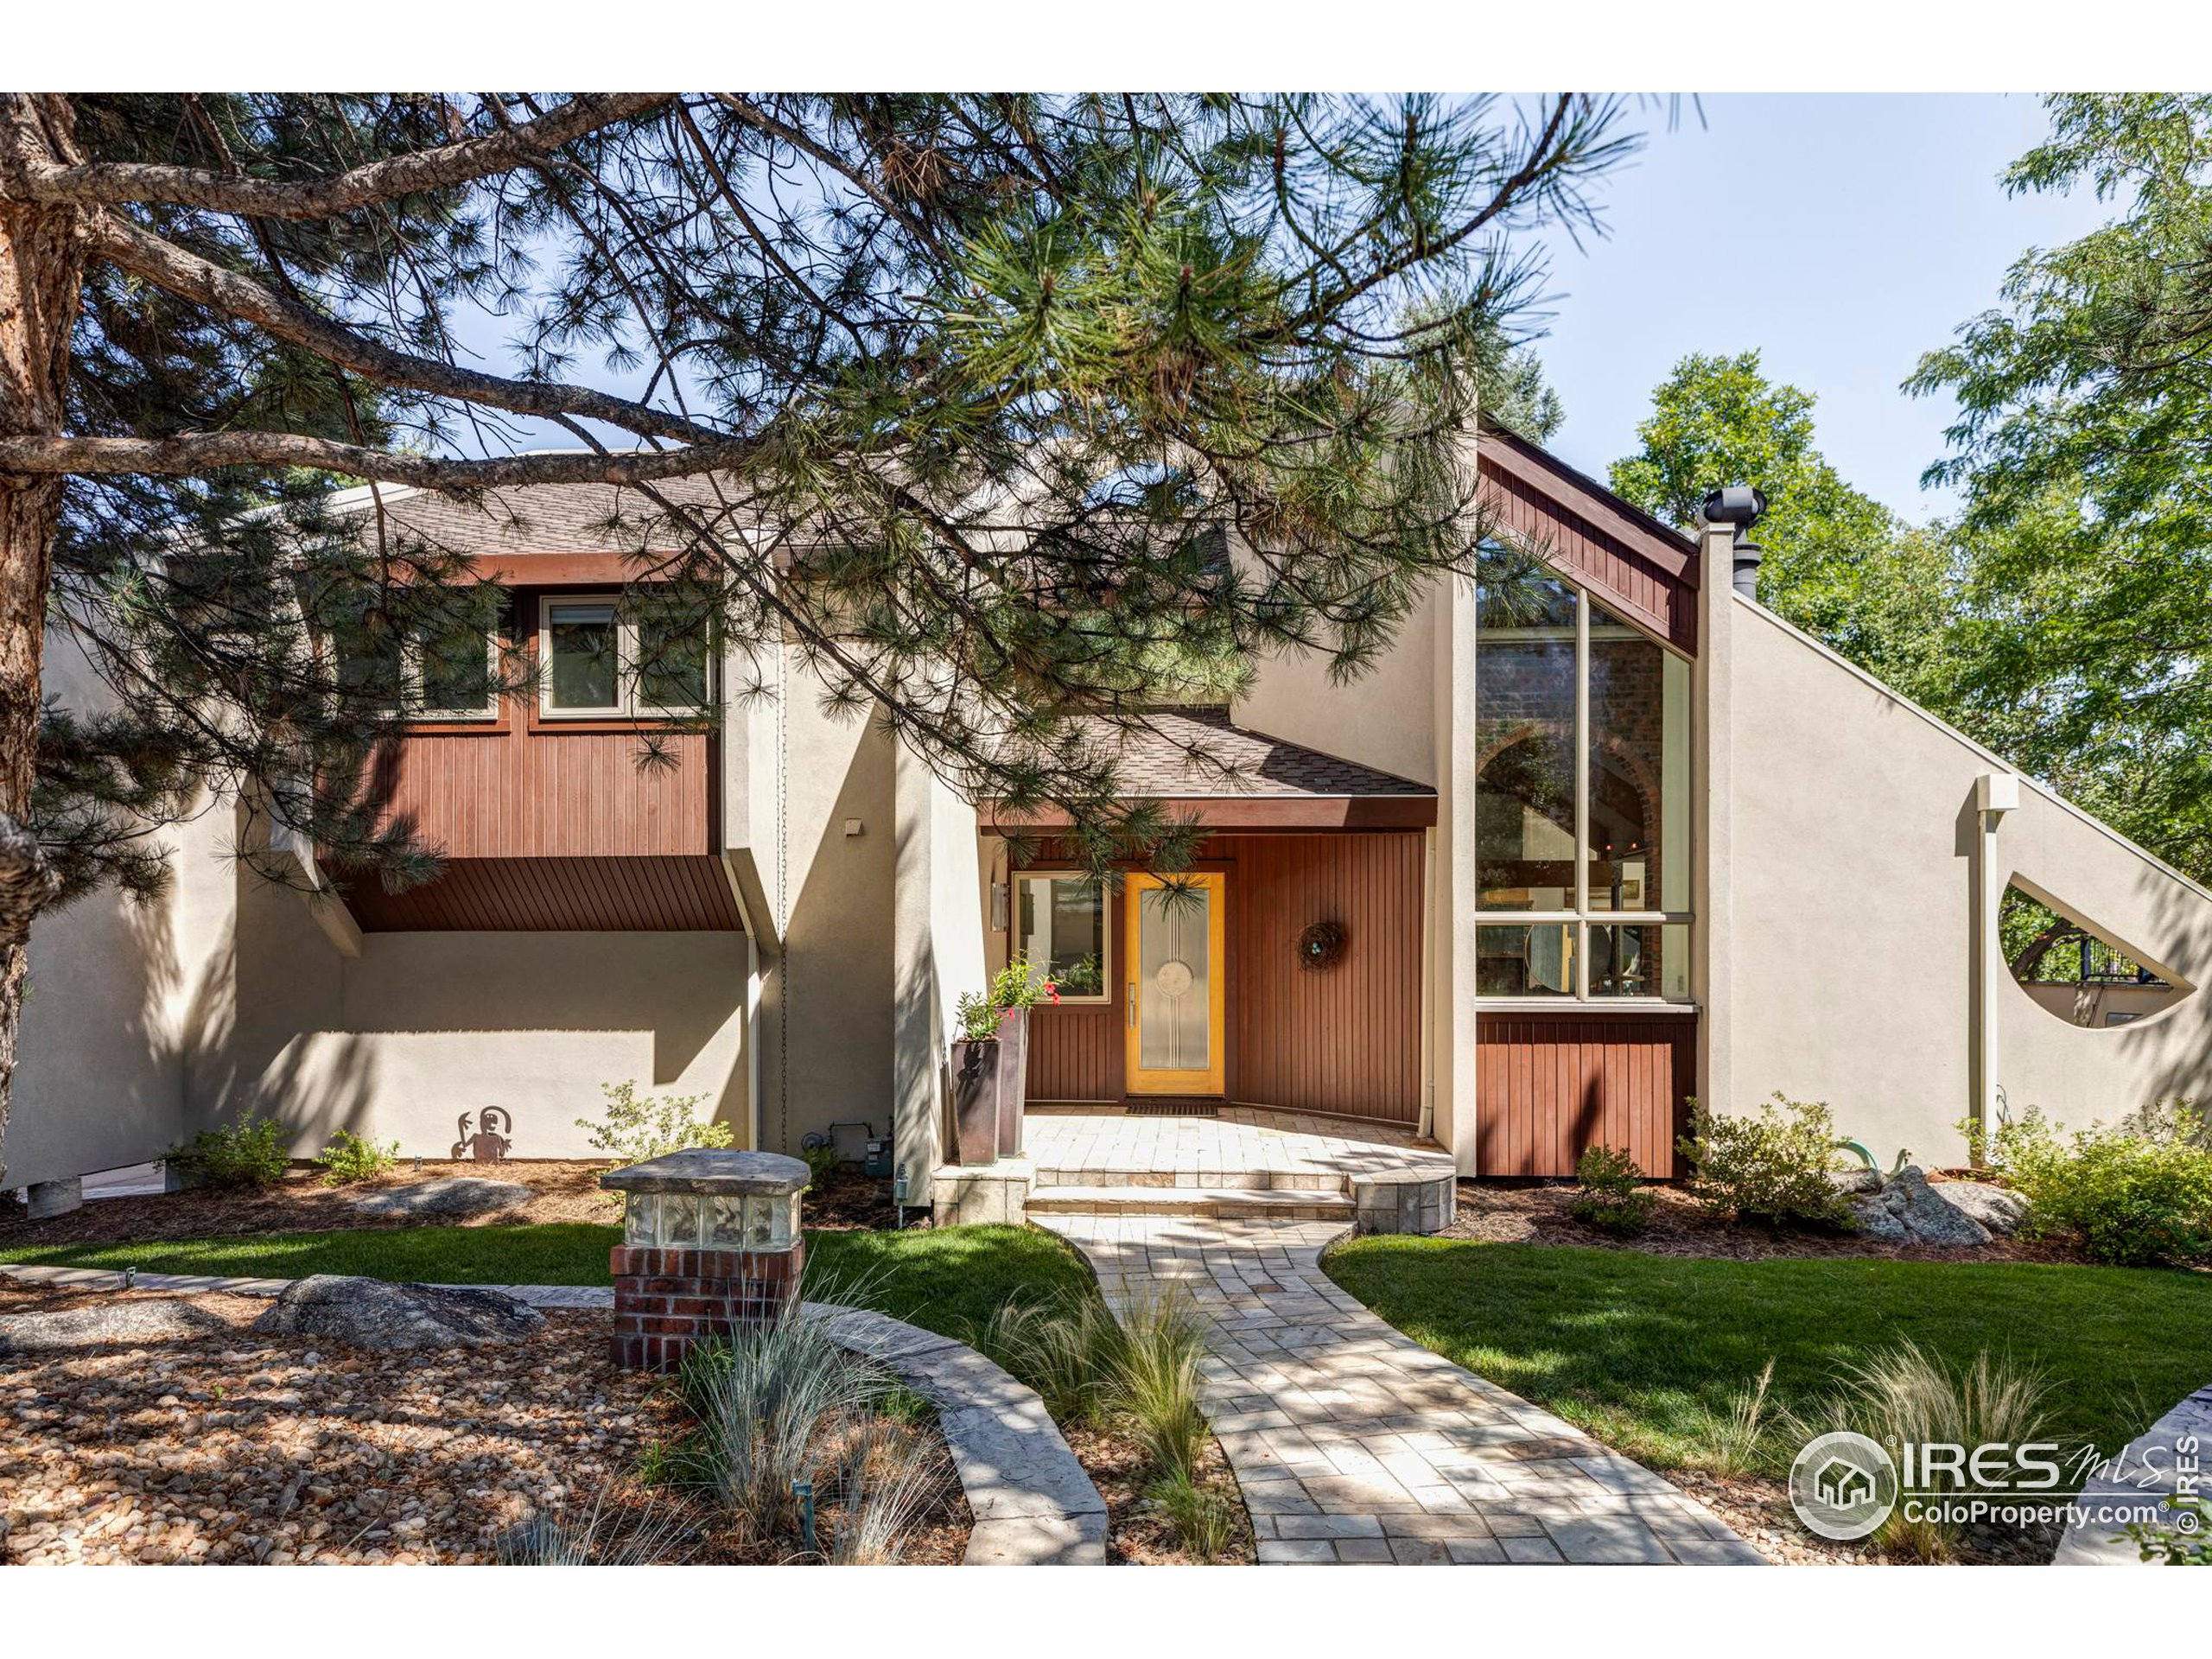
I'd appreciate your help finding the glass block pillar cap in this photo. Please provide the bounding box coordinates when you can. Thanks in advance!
[600,1148,808,1197]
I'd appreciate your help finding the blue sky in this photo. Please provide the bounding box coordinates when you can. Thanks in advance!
[1528,93,2111,520]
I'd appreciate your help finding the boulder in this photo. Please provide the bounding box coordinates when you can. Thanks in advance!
[1931,1179,2031,1236]
[1848,1166,1993,1247]
[347,1177,531,1221]
[1847,1197,1910,1241]
[1829,1166,1885,1196]
[0,1297,239,1354]
[251,1274,543,1351]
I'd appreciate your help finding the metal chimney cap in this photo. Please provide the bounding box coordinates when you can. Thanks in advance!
[1701,485,1767,527]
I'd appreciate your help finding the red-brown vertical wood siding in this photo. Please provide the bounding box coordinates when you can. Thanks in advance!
[1478,436,1700,655]
[363,727,711,859]
[1224,833,1424,1122]
[1020,831,1426,1122]
[1024,887,1129,1102]
[1473,1012,1695,1177]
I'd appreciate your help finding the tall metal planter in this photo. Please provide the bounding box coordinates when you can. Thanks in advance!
[995,1006,1030,1158]
[950,1037,1001,1167]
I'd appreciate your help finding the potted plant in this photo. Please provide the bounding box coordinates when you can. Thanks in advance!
[950,991,1007,1166]
[988,957,1060,1158]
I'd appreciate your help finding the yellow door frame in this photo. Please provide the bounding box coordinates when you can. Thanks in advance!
[1124,871,1228,1095]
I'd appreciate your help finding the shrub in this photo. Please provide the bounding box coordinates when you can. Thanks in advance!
[1791,1341,2055,1562]
[1967,1103,2212,1267]
[575,1081,733,1169]
[165,1116,289,1189]
[1679,1094,1853,1228]
[799,1142,844,1188]
[2127,1494,2212,1565]
[1149,1467,1235,1561]
[313,1128,399,1187]
[1569,1144,1655,1235]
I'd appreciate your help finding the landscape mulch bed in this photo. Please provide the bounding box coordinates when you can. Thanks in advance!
[1059,1420,1253,1565]
[0,1161,918,1250]
[1442,1176,2087,1264]
[0,1281,967,1566]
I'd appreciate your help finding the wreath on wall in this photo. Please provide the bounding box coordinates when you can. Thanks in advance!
[1297,920,1348,972]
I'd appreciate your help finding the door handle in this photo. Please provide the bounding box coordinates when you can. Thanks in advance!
[1128,982,1137,1027]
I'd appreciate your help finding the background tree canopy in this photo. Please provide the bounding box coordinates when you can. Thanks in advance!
[1602,96,2212,890]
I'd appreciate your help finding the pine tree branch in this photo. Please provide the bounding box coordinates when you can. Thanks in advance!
[0,93,673,219]
[86,210,723,443]
[0,431,760,490]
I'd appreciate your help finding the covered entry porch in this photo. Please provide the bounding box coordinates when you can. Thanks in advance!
[987,708,1440,1127]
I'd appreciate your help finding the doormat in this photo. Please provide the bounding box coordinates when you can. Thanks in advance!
[1123,1100,1222,1118]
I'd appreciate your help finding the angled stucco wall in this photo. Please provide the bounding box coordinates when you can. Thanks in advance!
[893,745,983,1186]
[745,646,899,1159]
[1729,601,2212,1165]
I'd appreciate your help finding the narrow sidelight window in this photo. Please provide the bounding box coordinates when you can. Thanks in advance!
[1016,874,1110,1001]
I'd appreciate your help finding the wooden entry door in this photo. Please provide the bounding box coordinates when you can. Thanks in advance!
[1125,872,1227,1095]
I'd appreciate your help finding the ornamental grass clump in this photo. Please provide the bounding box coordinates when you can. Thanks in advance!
[1967,1102,2212,1267]
[1790,1341,2056,1563]
[1112,1288,1212,1484]
[496,1492,695,1566]
[675,1307,887,1544]
[1679,1093,1854,1229]
[823,1418,944,1565]
[971,1291,1128,1427]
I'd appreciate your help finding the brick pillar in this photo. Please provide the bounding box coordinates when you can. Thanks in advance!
[601,1149,810,1372]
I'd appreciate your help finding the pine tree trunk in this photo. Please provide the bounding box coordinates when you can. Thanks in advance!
[0,96,86,1188]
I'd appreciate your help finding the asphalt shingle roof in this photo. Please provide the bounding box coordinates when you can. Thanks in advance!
[1066,707,1433,799]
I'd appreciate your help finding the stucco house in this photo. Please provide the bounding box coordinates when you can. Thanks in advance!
[12,425,2212,1218]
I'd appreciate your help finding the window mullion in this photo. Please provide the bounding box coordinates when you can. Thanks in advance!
[1573,588,1590,1001]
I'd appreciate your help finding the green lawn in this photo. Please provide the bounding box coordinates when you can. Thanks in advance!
[1,1224,1093,1345]
[1327,1236,2212,1471]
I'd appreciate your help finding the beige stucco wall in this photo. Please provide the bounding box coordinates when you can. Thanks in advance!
[1729,600,2212,1165]
[6,631,230,1190]
[188,837,750,1158]
[892,746,985,1185]
[745,645,899,1160]
[1232,578,1440,789]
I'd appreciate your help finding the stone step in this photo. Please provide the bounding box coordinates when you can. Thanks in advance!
[1025,1185,1356,1220]
[1029,1167,1346,1194]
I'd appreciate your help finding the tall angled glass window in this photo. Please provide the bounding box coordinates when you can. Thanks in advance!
[1475,547,1578,915]
[1473,543,1693,1002]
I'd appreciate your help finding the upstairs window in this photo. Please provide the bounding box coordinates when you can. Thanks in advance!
[1473,543,1692,1001]
[540,593,713,718]
[334,588,499,721]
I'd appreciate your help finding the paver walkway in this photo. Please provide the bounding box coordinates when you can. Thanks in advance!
[1037,1212,1763,1565]
[1026,1106,1453,1188]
